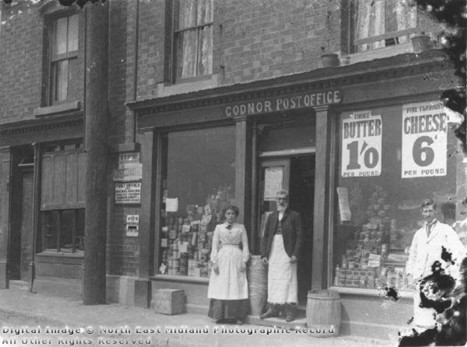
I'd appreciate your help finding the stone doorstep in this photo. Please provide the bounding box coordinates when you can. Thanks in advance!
[246,307,307,329]
[8,280,29,291]
[246,315,307,329]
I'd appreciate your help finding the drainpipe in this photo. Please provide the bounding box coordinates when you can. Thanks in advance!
[29,143,41,293]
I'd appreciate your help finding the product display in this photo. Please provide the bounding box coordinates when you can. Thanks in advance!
[159,185,235,278]
[335,184,415,291]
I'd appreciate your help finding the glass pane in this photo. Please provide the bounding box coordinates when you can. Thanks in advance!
[160,127,236,277]
[333,104,461,292]
[355,0,417,52]
[198,26,213,76]
[178,0,197,29]
[197,0,213,25]
[60,210,74,251]
[75,209,85,251]
[53,60,69,101]
[43,211,59,250]
[67,14,79,52]
[68,58,78,100]
[176,30,198,79]
[54,17,68,56]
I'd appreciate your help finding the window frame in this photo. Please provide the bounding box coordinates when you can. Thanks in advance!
[41,208,84,254]
[170,0,214,83]
[350,0,418,54]
[46,12,79,105]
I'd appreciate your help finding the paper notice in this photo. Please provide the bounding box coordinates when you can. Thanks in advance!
[166,198,179,212]
[179,242,188,253]
[264,167,284,201]
[337,187,352,222]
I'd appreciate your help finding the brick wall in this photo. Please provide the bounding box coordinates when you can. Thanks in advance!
[130,0,342,92]
[0,2,43,124]
[108,0,128,145]
[0,2,86,125]
[129,0,446,94]
[107,204,141,277]
[134,0,166,100]
[0,0,451,284]
[219,0,341,84]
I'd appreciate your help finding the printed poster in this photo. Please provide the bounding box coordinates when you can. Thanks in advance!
[115,182,141,204]
[113,152,143,181]
[337,187,351,222]
[341,110,382,177]
[402,101,447,178]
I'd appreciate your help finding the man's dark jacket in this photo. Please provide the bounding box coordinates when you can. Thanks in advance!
[261,209,303,259]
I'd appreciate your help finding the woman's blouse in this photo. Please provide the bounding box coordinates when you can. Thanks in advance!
[210,222,250,264]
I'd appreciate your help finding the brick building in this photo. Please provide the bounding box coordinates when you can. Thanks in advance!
[0,0,464,340]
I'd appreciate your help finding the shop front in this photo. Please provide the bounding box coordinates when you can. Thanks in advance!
[132,87,338,313]
[130,50,464,338]
[331,99,465,338]
[0,114,85,296]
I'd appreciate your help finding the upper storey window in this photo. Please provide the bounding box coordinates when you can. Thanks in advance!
[49,13,79,104]
[173,0,213,81]
[353,0,416,53]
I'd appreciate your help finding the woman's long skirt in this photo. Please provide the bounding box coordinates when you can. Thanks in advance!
[207,245,249,320]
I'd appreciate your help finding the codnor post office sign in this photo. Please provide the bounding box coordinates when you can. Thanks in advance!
[224,89,342,117]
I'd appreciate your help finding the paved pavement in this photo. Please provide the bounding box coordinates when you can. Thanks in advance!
[0,289,396,347]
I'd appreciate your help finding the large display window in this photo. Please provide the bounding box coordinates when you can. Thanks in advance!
[333,101,464,291]
[158,126,236,277]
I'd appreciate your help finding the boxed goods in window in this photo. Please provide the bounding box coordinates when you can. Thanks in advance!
[159,185,234,278]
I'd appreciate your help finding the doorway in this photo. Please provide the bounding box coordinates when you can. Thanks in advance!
[257,154,315,305]
[9,169,34,281]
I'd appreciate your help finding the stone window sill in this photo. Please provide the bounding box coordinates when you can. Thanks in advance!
[156,75,219,98]
[340,43,413,66]
[329,286,414,300]
[34,100,81,117]
[151,274,209,284]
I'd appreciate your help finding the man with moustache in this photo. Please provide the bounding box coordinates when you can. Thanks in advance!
[260,190,303,322]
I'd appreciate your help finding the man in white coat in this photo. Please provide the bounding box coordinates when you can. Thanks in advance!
[406,198,466,329]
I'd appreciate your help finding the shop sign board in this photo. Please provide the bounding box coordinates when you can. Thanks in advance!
[115,181,141,204]
[402,101,447,178]
[113,152,142,181]
[224,89,342,117]
[341,111,382,178]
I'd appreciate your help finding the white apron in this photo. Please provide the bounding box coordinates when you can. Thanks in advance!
[267,234,297,304]
[207,245,248,300]
[413,283,437,329]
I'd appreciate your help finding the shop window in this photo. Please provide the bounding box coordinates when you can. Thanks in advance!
[39,143,86,254]
[159,126,236,277]
[333,102,462,292]
[172,0,213,81]
[352,0,417,53]
[48,13,79,104]
[42,209,84,253]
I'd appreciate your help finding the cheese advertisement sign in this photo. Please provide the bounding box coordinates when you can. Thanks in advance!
[402,101,447,178]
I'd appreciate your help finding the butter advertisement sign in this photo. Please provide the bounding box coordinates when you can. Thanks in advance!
[224,89,342,117]
[341,110,382,178]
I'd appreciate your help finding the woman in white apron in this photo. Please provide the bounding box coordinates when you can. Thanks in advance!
[207,205,250,324]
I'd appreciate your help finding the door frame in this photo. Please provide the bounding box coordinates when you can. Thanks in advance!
[255,148,316,253]
[8,165,34,281]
